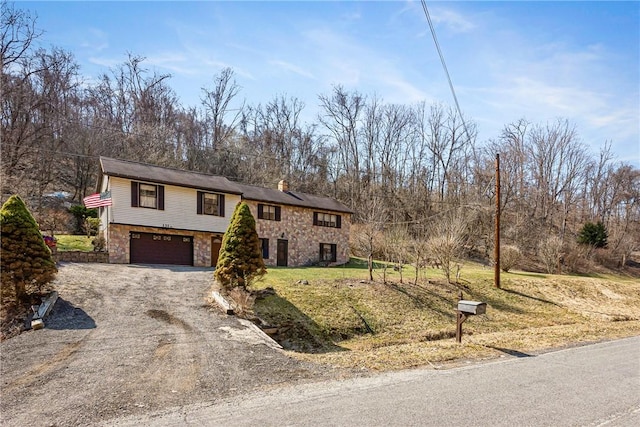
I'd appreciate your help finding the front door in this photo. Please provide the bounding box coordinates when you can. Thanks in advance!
[211,236,222,267]
[277,239,288,267]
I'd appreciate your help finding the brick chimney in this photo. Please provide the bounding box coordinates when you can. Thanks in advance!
[278,179,289,192]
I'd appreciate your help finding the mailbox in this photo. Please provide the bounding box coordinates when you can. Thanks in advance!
[457,300,487,315]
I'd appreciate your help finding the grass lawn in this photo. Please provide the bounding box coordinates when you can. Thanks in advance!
[249,258,640,371]
[53,234,93,251]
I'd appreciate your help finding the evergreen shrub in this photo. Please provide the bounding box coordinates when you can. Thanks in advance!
[214,202,266,291]
[1,195,57,303]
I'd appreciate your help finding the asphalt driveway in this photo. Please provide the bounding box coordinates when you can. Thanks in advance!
[0,263,339,426]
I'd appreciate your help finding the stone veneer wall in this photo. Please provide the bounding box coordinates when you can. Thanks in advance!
[244,201,350,267]
[54,251,109,263]
[107,223,218,267]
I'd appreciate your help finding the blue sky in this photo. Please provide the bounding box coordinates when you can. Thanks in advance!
[20,0,640,165]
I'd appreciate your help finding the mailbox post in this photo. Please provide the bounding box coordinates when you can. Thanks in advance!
[456,292,486,343]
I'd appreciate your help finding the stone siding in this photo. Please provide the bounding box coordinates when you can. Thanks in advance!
[107,224,221,267]
[104,204,350,268]
[244,201,350,267]
[54,251,109,263]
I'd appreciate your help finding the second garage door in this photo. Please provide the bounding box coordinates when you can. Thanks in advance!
[130,232,193,265]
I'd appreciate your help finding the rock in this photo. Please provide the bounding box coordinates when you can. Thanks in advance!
[31,319,44,330]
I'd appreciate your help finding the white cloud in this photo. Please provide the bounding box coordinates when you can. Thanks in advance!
[88,56,121,69]
[429,7,476,33]
[269,60,315,79]
[145,52,195,75]
[80,28,109,52]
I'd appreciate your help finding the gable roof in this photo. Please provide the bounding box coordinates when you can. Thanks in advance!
[100,157,244,195]
[236,183,353,214]
[99,157,353,214]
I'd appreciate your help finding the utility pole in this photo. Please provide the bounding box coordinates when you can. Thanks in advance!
[494,153,501,289]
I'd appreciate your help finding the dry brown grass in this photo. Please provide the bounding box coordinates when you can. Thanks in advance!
[253,258,640,371]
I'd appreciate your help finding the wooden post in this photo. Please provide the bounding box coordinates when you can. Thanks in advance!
[456,291,464,343]
[495,153,501,289]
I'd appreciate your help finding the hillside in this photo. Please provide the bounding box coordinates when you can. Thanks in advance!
[250,258,640,371]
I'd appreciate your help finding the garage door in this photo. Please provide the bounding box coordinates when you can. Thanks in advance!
[130,232,193,265]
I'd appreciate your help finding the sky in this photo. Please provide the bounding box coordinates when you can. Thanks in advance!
[18,0,640,166]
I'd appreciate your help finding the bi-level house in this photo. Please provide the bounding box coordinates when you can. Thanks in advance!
[96,157,352,267]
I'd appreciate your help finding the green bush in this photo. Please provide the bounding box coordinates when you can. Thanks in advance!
[577,221,608,248]
[214,202,266,291]
[84,217,101,237]
[68,205,97,234]
[1,195,57,303]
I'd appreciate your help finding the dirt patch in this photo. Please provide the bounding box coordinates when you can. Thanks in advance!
[145,309,193,331]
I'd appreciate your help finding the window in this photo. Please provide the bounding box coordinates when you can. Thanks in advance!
[258,204,281,221]
[319,243,337,263]
[313,212,341,228]
[131,182,164,210]
[140,184,157,208]
[197,191,225,217]
[260,238,270,259]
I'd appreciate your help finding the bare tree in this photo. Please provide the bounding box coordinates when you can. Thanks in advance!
[537,235,563,274]
[1,0,41,70]
[383,224,411,284]
[318,85,365,207]
[425,209,469,283]
[201,67,243,150]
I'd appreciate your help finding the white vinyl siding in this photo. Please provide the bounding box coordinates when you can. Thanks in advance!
[108,177,240,233]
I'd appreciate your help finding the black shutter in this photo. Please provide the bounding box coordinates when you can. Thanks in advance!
[331,244,337,262]
[131,182,139,207]
[158,185,165,210]
[275,206,281,221]
[258,204,264,219]
[197,191,203,214]
[313,212,318,225]
[336,215,342,228]
[219,194,225,217]
[319,243,323,261]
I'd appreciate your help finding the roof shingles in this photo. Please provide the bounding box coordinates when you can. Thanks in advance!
[100,157,352,214]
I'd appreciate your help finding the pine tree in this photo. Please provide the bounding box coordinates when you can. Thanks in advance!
[577,221,608,248]
[214,202,266,290]
[1,195,57,303]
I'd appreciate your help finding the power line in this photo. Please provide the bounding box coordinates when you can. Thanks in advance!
[420,0,474,146]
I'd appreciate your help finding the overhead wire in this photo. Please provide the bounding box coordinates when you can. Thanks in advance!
[420,0,474,146]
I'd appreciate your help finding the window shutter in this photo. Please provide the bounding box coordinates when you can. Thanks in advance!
[336,215,342,228]
[275,206,281,221]
[197,191,203,215]
[158,185,165,210]
[331,244,337,262]
[258,204,264,219]
[313,212,318,225]
[219,194,225,217]
[319,243,323,260]
[131,182,139,207]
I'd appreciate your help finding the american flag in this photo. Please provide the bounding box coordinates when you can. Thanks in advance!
[83,191,112,208]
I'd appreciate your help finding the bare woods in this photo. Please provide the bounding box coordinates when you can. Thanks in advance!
[1,2,638,272]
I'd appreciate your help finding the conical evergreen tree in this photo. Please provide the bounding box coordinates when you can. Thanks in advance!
[577,221,608,248]
[215,202,266,290]
[1,195,57,303]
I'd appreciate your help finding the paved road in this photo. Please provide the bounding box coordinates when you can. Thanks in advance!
[108,336,640,426]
